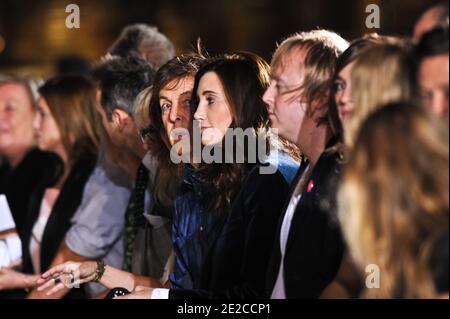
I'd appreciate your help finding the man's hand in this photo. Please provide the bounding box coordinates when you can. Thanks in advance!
[27,243,91,299]
[36,261,97,296]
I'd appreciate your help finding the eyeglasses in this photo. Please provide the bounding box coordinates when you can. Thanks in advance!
[139,125,156,144]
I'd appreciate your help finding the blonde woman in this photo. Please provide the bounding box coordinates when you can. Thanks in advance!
[345,40,418,147]
[339,102,449,298]
[0,77,55,237]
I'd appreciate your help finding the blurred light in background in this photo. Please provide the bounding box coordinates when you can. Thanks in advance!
[0,35,5,54]
[0,0,440,78]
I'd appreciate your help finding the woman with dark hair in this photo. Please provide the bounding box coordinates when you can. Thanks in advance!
[0,75,99,298]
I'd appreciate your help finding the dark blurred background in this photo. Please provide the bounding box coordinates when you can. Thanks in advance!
[0,0,440,77]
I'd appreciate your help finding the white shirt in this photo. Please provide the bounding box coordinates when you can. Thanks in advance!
[0,194,22,268]
[151,288,170,299]
[30,188,60,274]
[271,163,311,299]
[271,194,301,299]
[150,252,175,299]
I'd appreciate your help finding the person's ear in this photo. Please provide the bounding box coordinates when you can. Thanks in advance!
[68,132,76,146]
[111,109,128,132]
[311,95,329,123]
[95,90,102,105]
[313,102,328,120]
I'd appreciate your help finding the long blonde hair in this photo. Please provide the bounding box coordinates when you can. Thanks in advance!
[346,40,418,147]
[339,102,449,298]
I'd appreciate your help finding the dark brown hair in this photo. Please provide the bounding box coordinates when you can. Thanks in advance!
[38,75,100,167]
[191,52,272,213]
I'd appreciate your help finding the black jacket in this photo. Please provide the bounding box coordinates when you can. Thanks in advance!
[0,148,58,235]
[20,155,96,298]
[266,149,345,299]
[169,152,299,299]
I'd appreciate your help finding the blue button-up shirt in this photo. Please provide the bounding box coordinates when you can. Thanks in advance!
[170,166,224,290]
